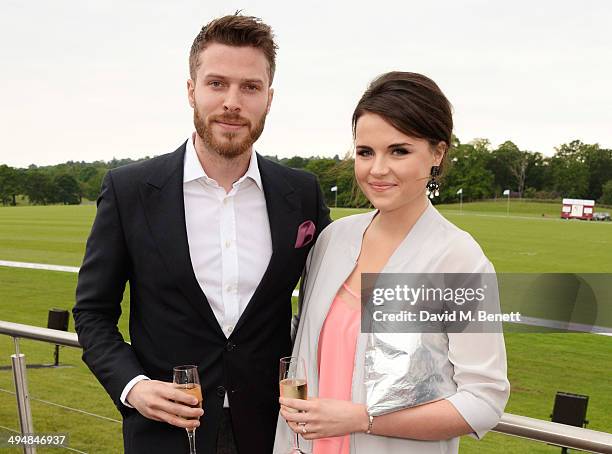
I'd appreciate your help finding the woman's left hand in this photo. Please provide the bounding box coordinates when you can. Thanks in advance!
[279,397,369,440]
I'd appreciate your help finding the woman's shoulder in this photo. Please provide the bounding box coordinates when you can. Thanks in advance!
[428,207,493,271]
[318,210,376,240]
[429,207,476,242]
[309,211,375,263]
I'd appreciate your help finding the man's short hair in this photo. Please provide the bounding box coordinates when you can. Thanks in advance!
[189,13,278,85]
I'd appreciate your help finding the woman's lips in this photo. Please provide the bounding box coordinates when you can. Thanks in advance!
[368,182,397,192]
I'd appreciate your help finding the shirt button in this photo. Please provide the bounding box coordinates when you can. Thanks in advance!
[223,198,228,205]
[225,240,231,248]
[227,325,234,334]
[226,285,232,293]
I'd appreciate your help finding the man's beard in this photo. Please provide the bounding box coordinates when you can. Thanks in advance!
[194,107,266,159]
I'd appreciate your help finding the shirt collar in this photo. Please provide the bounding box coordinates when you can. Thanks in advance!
[183,133,263,191]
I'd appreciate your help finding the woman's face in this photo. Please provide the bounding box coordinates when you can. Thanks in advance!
[354,112,444,214]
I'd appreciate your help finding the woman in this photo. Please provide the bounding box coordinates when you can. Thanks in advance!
[273,72,510,454]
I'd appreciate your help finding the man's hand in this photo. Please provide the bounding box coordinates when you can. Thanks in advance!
[126,380,203,430]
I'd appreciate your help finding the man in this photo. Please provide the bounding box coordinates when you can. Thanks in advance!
[73,14,330,454]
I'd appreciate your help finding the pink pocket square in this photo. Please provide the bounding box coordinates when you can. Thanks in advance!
[295,220,316,248]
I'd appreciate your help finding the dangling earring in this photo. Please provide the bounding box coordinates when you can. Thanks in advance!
[426,166,440,199]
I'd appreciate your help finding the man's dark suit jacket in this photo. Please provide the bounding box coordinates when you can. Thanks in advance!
[73,142,331,454]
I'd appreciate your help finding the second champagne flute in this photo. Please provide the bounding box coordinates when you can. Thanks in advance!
[279,356,309,454]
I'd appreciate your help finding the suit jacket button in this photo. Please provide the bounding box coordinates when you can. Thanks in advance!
[225,342,235,352]
[216,385,226,397]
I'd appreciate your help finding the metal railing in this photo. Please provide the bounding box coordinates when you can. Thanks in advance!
[493,413,612,453]
[1,321,80,454]
[1,320,80,348]
[1,319,612,453]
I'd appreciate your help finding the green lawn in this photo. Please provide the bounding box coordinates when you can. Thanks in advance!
[0,203,611,453]
[436,199,564,217]
[438,199,611,216]
[440,211,611,273]
[0,205,94,266]
[332,203,612,272]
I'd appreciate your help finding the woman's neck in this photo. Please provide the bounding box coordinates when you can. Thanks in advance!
[371,195,429,240]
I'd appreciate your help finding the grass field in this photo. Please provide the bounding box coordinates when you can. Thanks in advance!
[437,200,570,217]
[1,201,611,453]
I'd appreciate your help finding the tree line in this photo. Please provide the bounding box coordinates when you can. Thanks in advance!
[1,139,611,207]
[267,138,612,208]
[0,158,148,206]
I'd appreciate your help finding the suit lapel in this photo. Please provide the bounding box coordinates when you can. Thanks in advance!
[233,155,302,333]
[139,142,224,337]
[258,154,302,255]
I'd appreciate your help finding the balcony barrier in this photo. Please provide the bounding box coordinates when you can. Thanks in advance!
[1,319,611,453]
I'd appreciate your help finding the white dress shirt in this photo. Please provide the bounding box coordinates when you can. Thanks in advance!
[121,135,272,407]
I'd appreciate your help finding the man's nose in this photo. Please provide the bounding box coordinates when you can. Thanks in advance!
[223,87,241,113]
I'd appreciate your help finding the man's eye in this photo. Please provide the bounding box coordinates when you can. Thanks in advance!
[209,81,224,88]
[244,84,259,91]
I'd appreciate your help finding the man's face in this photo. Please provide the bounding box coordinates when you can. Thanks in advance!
[187,43,273,159]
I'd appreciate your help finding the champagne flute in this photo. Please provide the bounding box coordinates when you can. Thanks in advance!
[173,365,203,454]
[279,356,309,454]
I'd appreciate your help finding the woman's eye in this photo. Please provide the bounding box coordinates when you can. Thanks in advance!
[356,149,373,157]
[392,147,409,155]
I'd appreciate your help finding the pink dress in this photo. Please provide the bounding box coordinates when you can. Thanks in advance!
[313,283,360,454]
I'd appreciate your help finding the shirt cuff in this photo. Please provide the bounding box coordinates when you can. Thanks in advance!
[120,375,150,408]
[446,391,501,440]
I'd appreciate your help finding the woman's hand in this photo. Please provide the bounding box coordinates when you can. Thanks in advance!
[279,397,369,440]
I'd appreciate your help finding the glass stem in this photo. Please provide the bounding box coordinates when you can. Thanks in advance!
[187,428,197,454]
[294,432,300,450]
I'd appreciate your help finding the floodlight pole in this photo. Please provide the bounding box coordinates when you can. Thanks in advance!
[459,192,463,214]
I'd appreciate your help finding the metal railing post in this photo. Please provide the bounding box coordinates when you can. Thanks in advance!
[11,338,36,454]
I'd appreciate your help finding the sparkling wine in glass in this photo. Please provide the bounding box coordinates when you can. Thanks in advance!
[279,356,309,454]
[173,365,202,454]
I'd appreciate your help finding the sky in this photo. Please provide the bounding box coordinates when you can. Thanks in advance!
[1,0,610,168]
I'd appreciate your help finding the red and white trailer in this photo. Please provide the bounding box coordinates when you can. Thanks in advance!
[561,198,595,220]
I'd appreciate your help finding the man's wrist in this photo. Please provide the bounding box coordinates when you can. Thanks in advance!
[121,375,150,407]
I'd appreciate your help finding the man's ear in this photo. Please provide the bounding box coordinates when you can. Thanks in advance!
[187,79,195,108]
[266,87,274,114]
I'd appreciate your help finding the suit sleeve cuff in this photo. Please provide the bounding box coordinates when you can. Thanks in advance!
[447,392,501,440]
[120,375,150,408]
